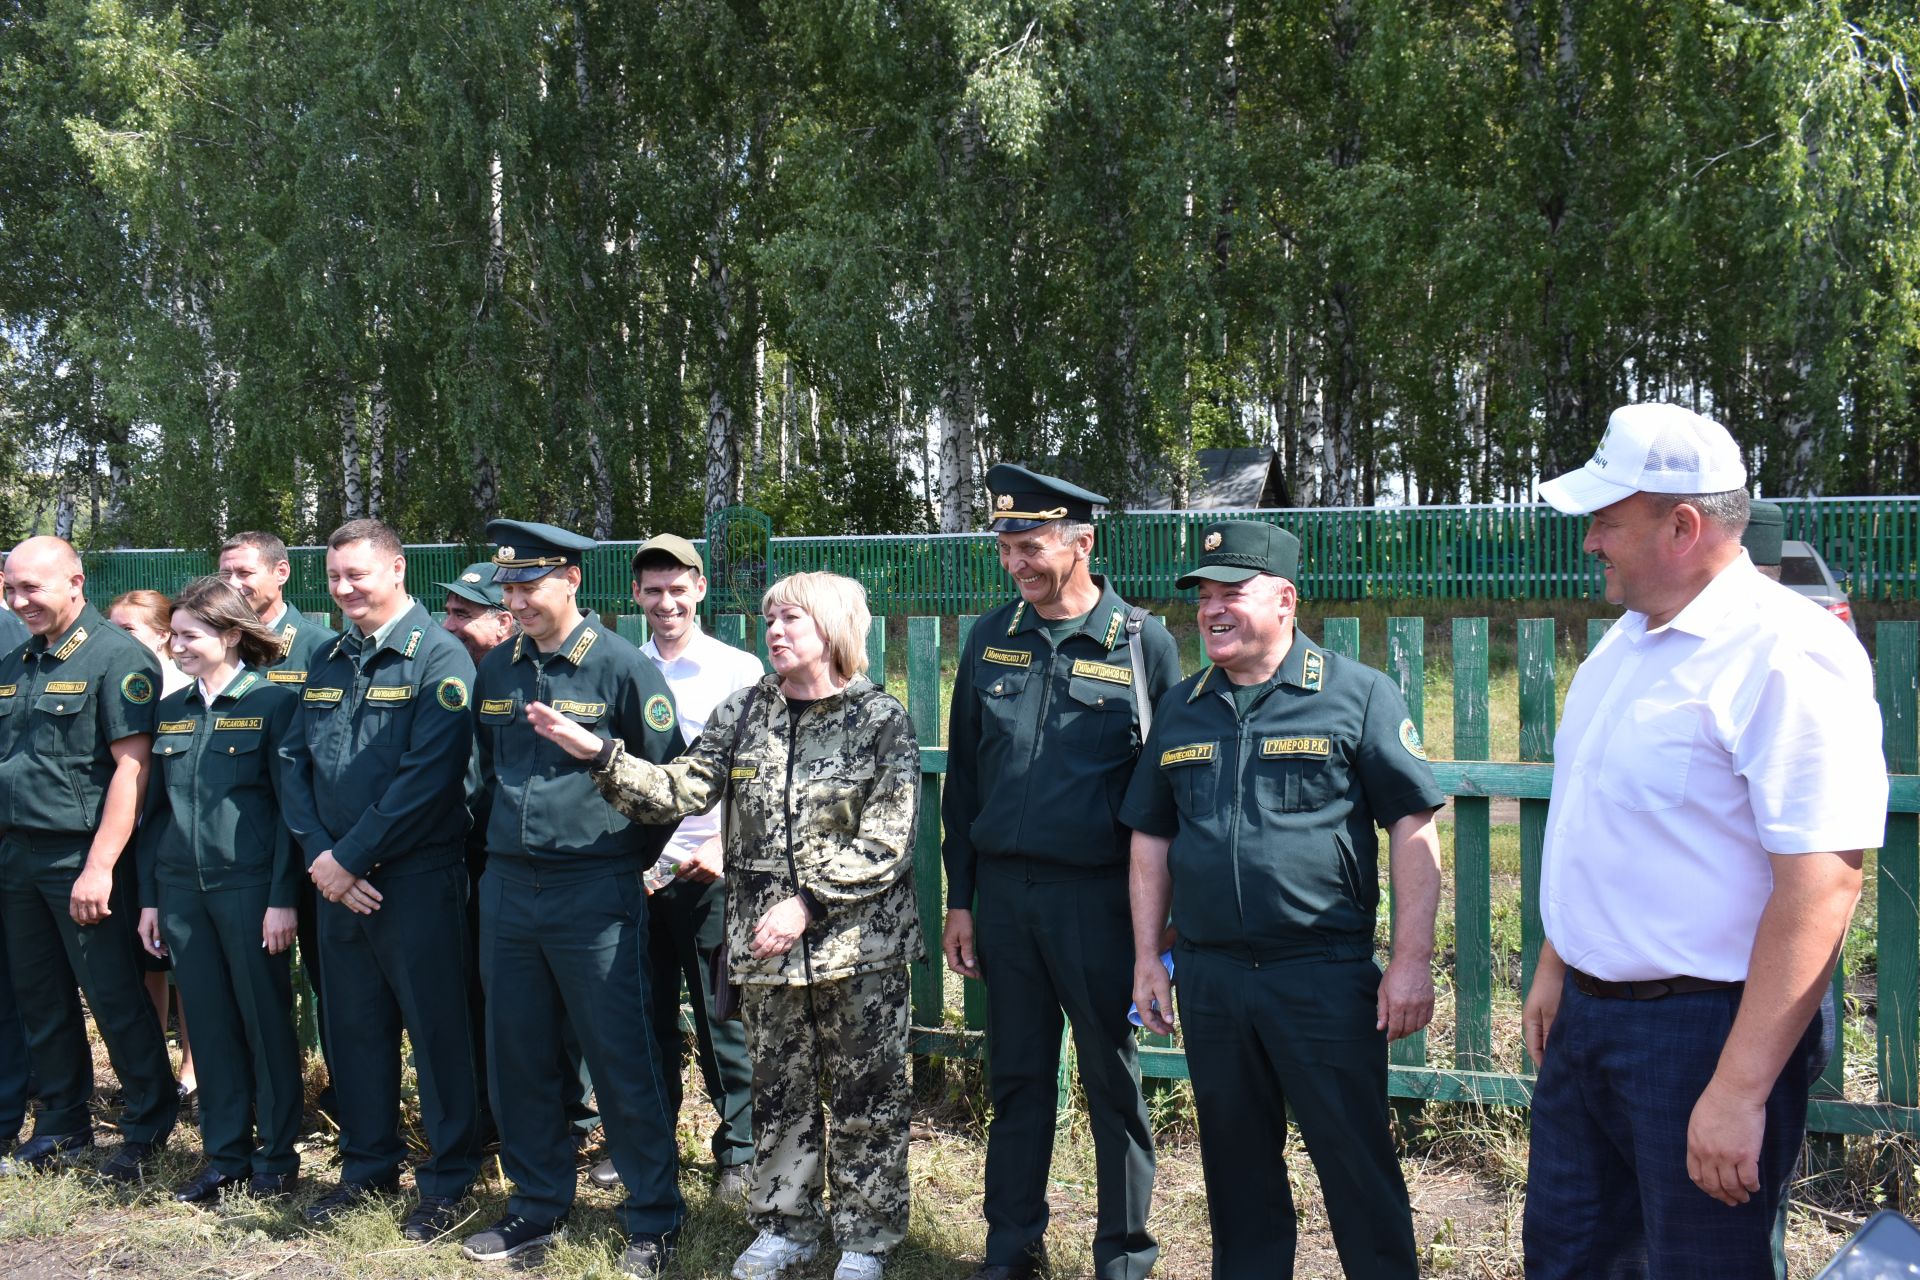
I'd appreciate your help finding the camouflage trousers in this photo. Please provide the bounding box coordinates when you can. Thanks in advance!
[740,965,911,1253]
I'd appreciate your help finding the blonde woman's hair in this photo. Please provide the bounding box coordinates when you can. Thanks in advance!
[760,572,871,682]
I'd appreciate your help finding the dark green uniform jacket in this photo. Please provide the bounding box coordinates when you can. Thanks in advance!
[277,598,475,879]
[137,669,301,909]
[264,606,336,688]
[942,578,1180,909]
[1119,634,1443,957]
[474,616,683,884]
[0,602,160,842]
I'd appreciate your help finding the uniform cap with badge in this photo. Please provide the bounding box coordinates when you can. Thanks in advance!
[984,463,1108,533]
[1176,520,1302,588]
[435,561,508,610]
[485,519,598,583]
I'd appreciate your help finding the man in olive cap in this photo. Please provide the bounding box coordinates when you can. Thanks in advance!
[461,519,687,1279]
[437,563,516,665]
[942,464,1179,1280]
[1121,520,1444,1280]
[1741,501,1784,581]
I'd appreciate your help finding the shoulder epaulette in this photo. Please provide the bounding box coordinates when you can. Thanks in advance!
[1006,601,1027,636]
[401,627,423,659]
[277,625,296,659]
[52,627,88,661]
[512,635,524,663]
[230,671,259,699]
[567,628,598,666]
[1302,649,1324,692]
[1189,666,1215,700]
[1102,608,1123,649]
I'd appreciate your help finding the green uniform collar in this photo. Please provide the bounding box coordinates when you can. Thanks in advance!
[1004,576,1131,648]
[27,602,99,664]
[510,612,599,667]
[1189,631,1326,702]
[187,668,263,709]
[335,598,427,662]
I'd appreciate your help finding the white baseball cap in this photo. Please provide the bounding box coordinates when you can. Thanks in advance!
[1538,403,1747,515]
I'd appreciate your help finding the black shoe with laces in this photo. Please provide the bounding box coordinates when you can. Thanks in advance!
[618,1232,676,1279]
[301,1174,401,1224]
[402,1195,466,1242]
[460,1213,563,1261]
[173,1165,239,1204]
[98,1139,161,1184]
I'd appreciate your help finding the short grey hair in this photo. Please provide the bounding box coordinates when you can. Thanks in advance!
[1648,489,1750,535]
[1053,519,1095,545]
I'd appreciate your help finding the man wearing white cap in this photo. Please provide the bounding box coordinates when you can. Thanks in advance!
[1523,403,1888,1277]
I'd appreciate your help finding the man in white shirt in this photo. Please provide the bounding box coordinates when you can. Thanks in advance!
[588,533,763,1198]
[1523,403,1888,1278]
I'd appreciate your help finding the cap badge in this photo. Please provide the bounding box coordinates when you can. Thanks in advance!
[499,546,516,561]
[461,573,481,583]
[1204,531,1222,551]
[995,494,1013,511]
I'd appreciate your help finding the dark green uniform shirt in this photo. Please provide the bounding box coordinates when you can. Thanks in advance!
[474,616,684,886]
[263,604,336,689]
[1118,634,1443,957]
[137,669,301,909]
[0,602,160,845]
[277,598,475,880]
[942,577,1181,909]
[0,609,27,655]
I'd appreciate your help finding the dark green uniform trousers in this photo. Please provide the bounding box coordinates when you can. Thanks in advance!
[159,882,302,1176]
[479,866,684,1237]
[976,863,1156,1279]
[293,878,336,1108]
[317,863,481,1198]
[0,837,177,1142]
[1179,945,1416,1280]
[647,875,753,1170]
[0,918,31,1143]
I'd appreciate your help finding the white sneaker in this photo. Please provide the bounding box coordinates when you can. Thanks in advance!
[833,1252,884,1280]
[731,1230,820,1279]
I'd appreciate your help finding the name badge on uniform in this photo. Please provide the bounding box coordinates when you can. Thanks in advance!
[550,699,606,718]
[366,685,414,703]
[43,680,88,695]
[304,687,344,704]
[267,670,307,685]
[730,766,758,780]
[1160,742,1216,767]
[215,717,264,731]
[982,646,1031,668]
[0,684,17,698]
[478,699,514,716]
[1261,736,1330,758]
[1070,659,1133,686]
[157,720,195,734]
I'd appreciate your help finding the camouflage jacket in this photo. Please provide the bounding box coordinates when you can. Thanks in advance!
[594,672,923,986]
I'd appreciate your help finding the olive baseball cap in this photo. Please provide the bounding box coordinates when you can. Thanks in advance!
[1176,520,1301,588]
[632,533,705,578]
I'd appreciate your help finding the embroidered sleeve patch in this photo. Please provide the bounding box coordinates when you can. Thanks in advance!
[1160,742,1217,767]
[304,687,344,704]
[119,673,152,705]
[1070,659,1134,686]
[551,699,606,718]
[46,680,90,695]
[1399,718,1427,759]
[366,684,415,703]
[214,716,264,731]
[982,646,1032,668]
[644,694,676,732]
[1262,736,1331,758]
[436,677,469,711]
[478,698,514,716]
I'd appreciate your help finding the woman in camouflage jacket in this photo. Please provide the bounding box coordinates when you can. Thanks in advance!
[529,571,920,1280]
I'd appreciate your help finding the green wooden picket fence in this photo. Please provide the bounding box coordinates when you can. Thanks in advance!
[70,495,1920,616]
[665,612,1920,1135]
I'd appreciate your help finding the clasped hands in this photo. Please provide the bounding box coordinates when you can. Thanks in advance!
[311,850,383,914]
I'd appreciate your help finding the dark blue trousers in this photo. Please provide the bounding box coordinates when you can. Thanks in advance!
[1523,975,1831,1280]
[0,919,30,1144]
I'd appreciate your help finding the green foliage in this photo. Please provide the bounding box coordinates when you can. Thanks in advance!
[2,0,1917,548]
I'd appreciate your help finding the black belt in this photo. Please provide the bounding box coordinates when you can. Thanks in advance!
[1569,967,1742,1001]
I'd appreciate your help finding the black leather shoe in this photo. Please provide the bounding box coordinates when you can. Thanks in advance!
[99,1139,161,1184]
[301,1175,401,1224]
[618,1232,675,1279]
[247,1171,299,1200]
[965,1249,1047,1280]
[401,1195,466,1241]
[460,1213,564,1261]
[588,1157,620,1188]
[0,1131,92,1175]
[174,1166,239,1204]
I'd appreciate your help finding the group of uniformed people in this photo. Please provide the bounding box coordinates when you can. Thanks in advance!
[0,417,1861,1280]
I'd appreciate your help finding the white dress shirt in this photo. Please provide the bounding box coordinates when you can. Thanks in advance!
[642,624,767,867]
[1542,552,1887,982]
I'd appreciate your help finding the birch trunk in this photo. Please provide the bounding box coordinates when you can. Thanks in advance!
[339,382,366,519]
